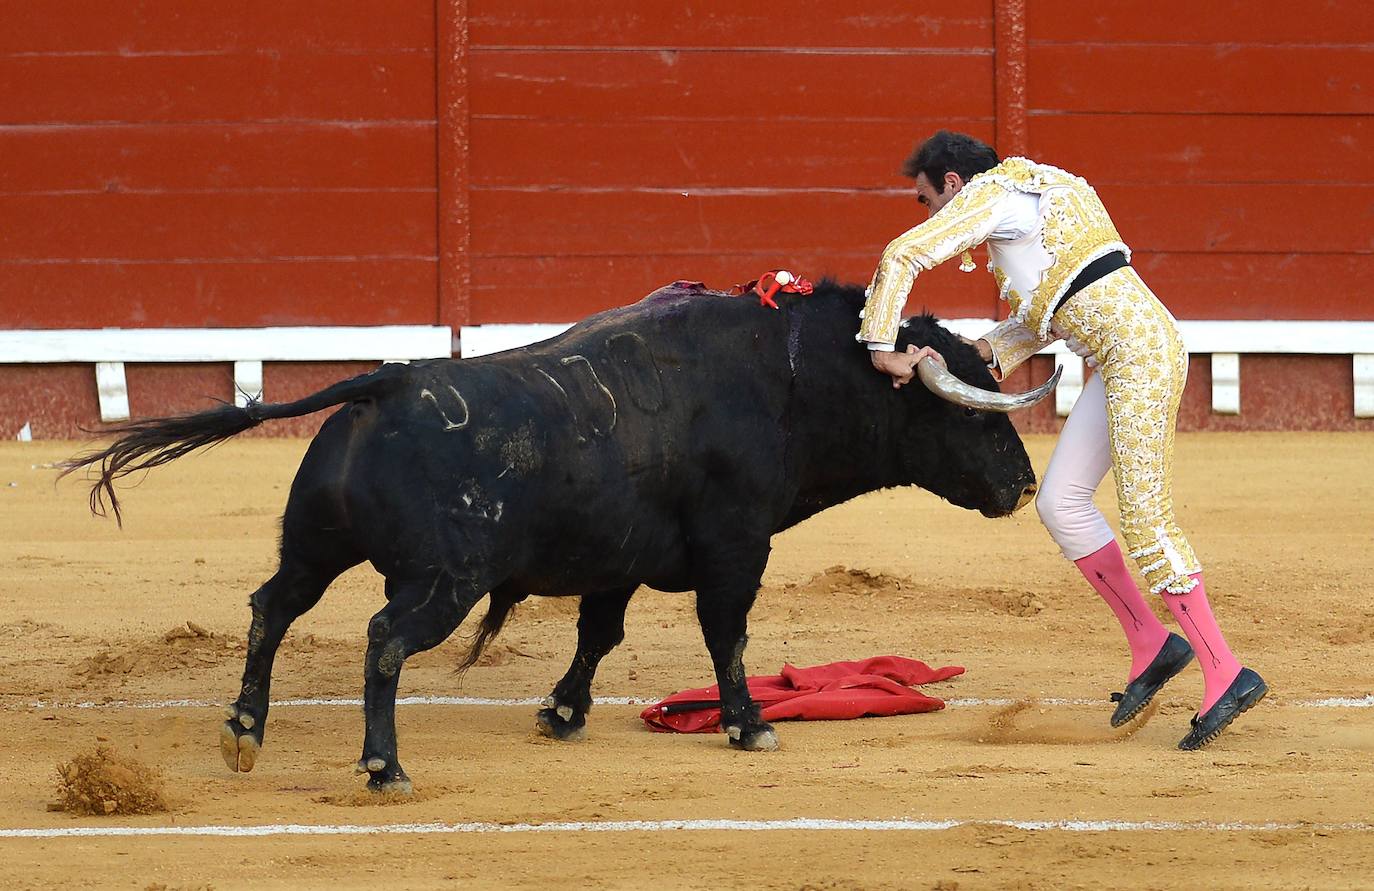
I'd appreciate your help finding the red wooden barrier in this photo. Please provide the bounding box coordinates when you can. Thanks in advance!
[0,123,435,193]
[0,0,438,339]
[469,2,994,47]
[1,0,1371,436]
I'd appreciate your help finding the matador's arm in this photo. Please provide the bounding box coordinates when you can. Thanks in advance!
[857,179,1009,349]
[978,316,1049,381]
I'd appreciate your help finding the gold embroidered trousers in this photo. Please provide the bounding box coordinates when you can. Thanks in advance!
[1052,268,1201,594]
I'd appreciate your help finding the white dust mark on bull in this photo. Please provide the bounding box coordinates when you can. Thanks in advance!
[535,367,586,443]
[619,525,634,551]
[535,368,569,402]
[725,637,747,686]
[419,387,470,431]
[499,422,542,475]
[454,483,504,524]
[411,572,444,615]
[560,355,618,434]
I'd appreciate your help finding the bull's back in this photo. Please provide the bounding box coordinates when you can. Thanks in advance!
[336,288,795,589]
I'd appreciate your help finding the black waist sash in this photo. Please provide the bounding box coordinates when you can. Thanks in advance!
[1053,251,1130,314]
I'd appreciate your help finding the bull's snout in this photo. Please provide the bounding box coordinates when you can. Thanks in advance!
[980,481,1039,518]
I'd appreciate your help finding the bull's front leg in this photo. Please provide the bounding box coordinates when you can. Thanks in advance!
[537,586,636,741]
[692,538,778,752]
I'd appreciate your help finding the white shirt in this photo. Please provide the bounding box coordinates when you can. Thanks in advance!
[868,191,1041,351]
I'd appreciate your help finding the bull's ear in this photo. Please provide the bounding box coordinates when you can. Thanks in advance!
[892,321,927,354]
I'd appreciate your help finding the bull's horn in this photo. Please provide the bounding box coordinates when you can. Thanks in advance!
[916,356,1062,413]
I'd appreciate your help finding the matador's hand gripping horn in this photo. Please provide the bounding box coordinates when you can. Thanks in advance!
[915,356,1062,413]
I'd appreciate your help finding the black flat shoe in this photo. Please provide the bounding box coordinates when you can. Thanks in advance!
[1177,667,1268,751]
[1109,632,1194,727]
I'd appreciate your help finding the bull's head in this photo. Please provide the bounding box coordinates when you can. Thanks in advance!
[894,316,1053,517]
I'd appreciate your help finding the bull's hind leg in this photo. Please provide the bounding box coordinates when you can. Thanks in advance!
[221,558,350,773]
[537,586,636,741]
[359,571,485,793]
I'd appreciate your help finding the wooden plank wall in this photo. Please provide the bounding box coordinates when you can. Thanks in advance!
[1024,0,1374,321]
[0,0,439,328]
[6,2,1369,330]
[2,2,1371,435]
[465,1,1000,322]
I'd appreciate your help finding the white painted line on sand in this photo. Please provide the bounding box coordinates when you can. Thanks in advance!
[21,695,653,711]
[1300,695,1374,708]
[17,694,1372,711]
[2,816,1370,841]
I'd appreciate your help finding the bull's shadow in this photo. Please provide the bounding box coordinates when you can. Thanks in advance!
[63,279,1056,793]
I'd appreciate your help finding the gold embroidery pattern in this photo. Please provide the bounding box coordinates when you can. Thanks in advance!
[991,266,1014,300]
[1034,187,1128,339]
[971,158,1128,339]
[1053,268,1200,594]
[857,180,1002,345]
[858,157,1129,347]
[979,316,1041,381]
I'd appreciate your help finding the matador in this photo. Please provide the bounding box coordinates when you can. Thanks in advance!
[859,131,1265,751]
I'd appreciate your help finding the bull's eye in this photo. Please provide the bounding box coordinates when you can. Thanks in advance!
[962,407,980,418]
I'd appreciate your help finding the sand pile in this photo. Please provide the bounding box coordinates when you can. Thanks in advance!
[773,565,913,600]
[74,621,243,678]
[984,589,1047,617]
[473,642,542,667]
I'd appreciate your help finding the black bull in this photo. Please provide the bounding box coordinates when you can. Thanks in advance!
[64,280,1050,793]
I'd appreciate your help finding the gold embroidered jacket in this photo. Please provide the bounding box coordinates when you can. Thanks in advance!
[857,157,1130,374]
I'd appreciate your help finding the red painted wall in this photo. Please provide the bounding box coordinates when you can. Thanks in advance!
[2,1,1371,436]
[0,0,439,330]
[1024,0,1374,323]
[465,1,1000,323]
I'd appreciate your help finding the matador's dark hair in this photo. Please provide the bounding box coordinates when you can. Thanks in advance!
[902,130,1000,193]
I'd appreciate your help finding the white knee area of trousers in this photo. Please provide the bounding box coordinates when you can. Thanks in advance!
[1036,476,1115,561]
[1037,372,1116,561]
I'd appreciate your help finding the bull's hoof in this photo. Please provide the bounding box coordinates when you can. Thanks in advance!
[725,723,780,752]
[370,775,414,795]
[356,757,413,795]
[219,704,263,773]
[536,705,587,742]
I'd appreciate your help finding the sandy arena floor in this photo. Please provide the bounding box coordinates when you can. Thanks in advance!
[1,432,1371,889]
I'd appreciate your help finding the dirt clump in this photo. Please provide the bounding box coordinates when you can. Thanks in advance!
[1324,613,1374,646]
[75,622,244,679]
[774,565,912,600]
[976,699,1155,745]
[52,745,167,816]
[983,589,1046,617]
[474,642,543,667]
[0,619,65,640]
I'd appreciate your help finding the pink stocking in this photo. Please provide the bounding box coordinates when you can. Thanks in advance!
[1162,573,1242,713]
[1074,541,1170,682]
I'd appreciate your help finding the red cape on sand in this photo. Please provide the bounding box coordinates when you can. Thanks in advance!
[640,656,965,733]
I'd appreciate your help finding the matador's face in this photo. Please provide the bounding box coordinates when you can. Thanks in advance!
[913,171,964,216]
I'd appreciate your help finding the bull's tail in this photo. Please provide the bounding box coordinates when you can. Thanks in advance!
[457,587,524,674]
[59,363,412,525]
